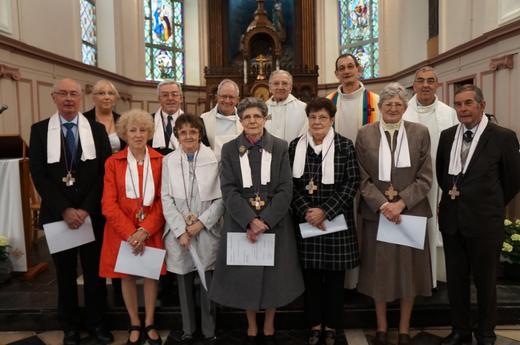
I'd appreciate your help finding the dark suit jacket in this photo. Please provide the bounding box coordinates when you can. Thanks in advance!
[29,116,112,226]
[83,108,126,151]
[436,122,520,239]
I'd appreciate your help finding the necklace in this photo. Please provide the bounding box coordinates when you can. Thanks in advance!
[128,154,149,222]
[384,127,405,201]
[181,150,199,225]
[60,119,76,187]
[305,134,334,196]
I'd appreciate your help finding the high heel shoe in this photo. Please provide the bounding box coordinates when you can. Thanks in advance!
[127,325,144,345]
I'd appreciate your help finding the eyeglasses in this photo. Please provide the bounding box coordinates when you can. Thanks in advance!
[382,102,405,109]
[94,91,116,97]
[414,78,437,85]
[159,92,182,98]
[218,94,237,100]
[53,90,81,98]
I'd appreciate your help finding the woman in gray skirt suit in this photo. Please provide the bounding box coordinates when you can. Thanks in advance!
[209,97,304,345]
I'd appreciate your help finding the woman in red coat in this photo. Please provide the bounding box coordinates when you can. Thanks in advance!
[100,109,165,345]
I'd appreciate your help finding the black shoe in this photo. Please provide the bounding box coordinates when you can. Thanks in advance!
[398,333,411,345]
[441,331,473,345]
[243,335,259,345]
[127,325,144,345]
[63,330,80,345]
[144,324,163,345]
[373,331,387,345]
[476,336,495,345]
[264,334,278,345]
[323,330,336,345]
[90,326,114,344]
[202,336,218,345]
[308,330,321,345]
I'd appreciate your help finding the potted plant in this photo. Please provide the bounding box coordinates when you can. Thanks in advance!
[501,219,520,280]
[0,235,12,284]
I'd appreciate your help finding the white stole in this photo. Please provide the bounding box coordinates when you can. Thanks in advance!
[378,121,411,181]
[292,127,335,184]
[201,105,242,159]
[166,144,222,201]
[265,94,308,142]
[47,112,96,163]
[448,114,488,175]
[151,108,183,150]
[240,143,272,188]
[125,147,155,206]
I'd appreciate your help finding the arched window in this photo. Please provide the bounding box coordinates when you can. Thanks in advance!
[338,0,379,79]
[80,0,97,66]
[144,0,185,82]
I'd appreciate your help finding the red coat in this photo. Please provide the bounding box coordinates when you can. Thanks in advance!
[99,146,165,278]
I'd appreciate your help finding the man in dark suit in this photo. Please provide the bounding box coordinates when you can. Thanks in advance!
[436,84,520,345]
[149,79,184,155]
[29,78,113,345]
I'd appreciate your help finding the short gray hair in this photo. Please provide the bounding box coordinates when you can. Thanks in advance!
[454,84,484,103]
[52,78,81,94]
[378,82,409,109]
[269,69,293,85]
[157,79,183,96]
[237,97,268,119]
[217,79,240,97]
[414,66,438,82]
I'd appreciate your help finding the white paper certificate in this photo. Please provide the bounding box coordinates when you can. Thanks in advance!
[114,241,166,280]
[376,214,427,250]
[226,232,275,266]
[43,216,96,254]
[299,214,348,239]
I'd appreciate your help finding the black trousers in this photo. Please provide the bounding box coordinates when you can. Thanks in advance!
[52,235,107,332]
[442,231,502,340]
[303,269,345,329]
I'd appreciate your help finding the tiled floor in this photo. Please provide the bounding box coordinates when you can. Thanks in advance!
[2,327,520,345]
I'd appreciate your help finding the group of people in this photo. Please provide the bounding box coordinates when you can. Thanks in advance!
[27,53,520,345]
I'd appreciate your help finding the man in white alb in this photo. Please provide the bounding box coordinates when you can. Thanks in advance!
[149,80,184,155]
[327,53,380,143]
[403,66,458,288]
[265,70,307,143]
[200,79,242,160]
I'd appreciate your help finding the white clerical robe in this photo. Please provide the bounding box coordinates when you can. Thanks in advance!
[334,82,380,142]
[403,94,458,288]
[200,105,242,160]
[265,94,307,143]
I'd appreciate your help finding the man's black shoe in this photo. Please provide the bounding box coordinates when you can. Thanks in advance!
[90,326,114,344]
[440,331,473,345]
[63,330,80,345]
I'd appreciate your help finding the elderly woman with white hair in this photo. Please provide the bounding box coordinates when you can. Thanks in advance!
[356,83,433,345]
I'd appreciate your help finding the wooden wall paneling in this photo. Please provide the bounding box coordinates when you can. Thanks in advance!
[130,100,144,111]
[36,81,54,122]
[445,74,477,106]
[208,0,225,67]
[147,101,160,113]
[16,79,34,142]
[0,78,18,135]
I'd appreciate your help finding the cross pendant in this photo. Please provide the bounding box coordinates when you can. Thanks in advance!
[384,184,398,201]
[448,185,460,200]
[305,179,318,195]
[136,208,145,222]
[62,172,75,187]
[249,195,265,211]
[185,212,198,226]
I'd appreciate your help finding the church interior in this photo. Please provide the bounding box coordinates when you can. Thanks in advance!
[1,0,520,344]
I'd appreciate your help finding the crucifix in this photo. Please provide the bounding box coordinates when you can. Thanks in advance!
[448,185,460,200]
[62,172,75,187]
[249,194,265,211]
[305,179,318,195]
[256,54,268,80]
[384,184,398,201]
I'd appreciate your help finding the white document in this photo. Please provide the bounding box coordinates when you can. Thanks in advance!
[299,214,348,239]
[114,241,166,280]
[43,216,95,254]
[188,244,207,291]
[226,232,275,266]
[376,214,427,250]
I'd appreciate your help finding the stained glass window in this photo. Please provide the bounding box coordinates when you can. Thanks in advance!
[80,0,97,66]
[338,0,379,79]
[144,0,184,81]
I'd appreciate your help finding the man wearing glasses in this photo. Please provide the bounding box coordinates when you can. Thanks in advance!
[403,66,457,289]
[29,78,113,345]
[201,79,242,160]
[150,79,184,155]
